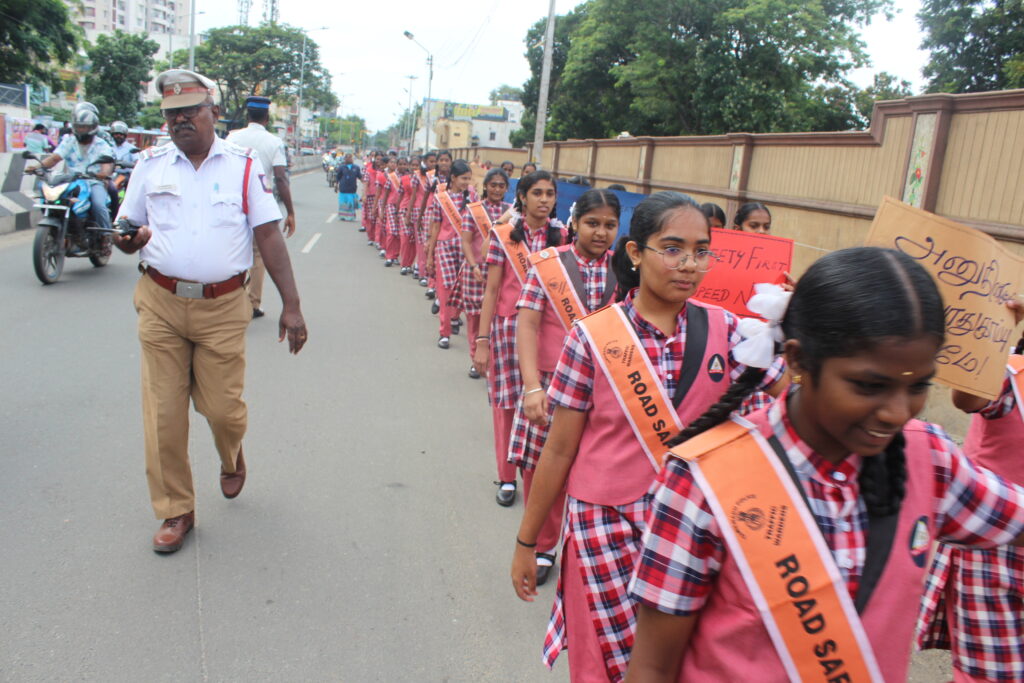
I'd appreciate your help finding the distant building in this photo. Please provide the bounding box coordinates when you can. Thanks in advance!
[66,0,192,46]
[413,98,525,151]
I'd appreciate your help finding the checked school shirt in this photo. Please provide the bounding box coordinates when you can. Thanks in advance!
[516,246,612,315]
[629,395,1024,616]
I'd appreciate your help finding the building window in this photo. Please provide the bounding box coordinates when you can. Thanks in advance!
[489,131,496,141]
[84,6,95,15]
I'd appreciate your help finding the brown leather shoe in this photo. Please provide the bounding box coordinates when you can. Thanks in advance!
[152,512,195,553]
[220,447,246,499]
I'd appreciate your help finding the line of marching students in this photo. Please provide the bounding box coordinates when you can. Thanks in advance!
[347,150,1024,682]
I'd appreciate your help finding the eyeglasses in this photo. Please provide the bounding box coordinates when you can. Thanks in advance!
[161,103,213,121]
[643,245,718,272]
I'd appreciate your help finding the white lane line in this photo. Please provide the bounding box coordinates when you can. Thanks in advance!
[324,213,336,223]
[301,232,322,254]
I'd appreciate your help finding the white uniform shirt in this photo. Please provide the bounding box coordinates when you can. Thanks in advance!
[226,122,287,194]
[117,136,282,283]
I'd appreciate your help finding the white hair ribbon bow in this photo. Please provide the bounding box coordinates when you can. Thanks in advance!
[732,283,792,369]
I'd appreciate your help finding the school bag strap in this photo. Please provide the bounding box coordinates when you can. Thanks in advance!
[672,303,709,408]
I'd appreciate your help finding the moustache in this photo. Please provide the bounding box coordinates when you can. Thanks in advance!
[172,123,196,133]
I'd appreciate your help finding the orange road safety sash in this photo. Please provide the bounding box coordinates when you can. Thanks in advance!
[387,171,400,189]
[577,305,683,471]
[467,201,493,241]
[670,418,885,683]
[1009,355,1024,421]
[492,223,532,286]
[436,190,463,232]
[530,248,588,331]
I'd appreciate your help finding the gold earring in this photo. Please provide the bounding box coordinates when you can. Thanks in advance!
[792,374,802,385]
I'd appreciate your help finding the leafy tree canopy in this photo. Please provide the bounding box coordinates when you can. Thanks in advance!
[489,84,523,103]
[85,30,160,125]
[187,23,339,125]
[519,0,897,140]
[0,0,79,87]
[918,0,1024,93]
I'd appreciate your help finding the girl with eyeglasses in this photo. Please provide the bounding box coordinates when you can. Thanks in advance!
[509,191,787,682]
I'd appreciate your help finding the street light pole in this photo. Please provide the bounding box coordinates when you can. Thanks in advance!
[188,0,196,70]
[404,31,433,153]
[532,0,557,166]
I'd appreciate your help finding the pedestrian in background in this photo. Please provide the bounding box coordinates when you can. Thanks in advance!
[334,153,361,222]
[113,69,307,554]
[227,95,297,319]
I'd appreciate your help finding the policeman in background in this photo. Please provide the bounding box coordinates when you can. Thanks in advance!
[113,69,308,554]
[226,95,296,319]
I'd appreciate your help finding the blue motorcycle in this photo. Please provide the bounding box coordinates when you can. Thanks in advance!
[22,151,116,284]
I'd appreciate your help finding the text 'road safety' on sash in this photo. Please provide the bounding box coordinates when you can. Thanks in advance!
[577,304,683,471]
[492,223,533,286]
[670,418,885,683]
[530,248,587,331]
[1009,355,1024,422]
[467,201,493,242]
[436,190,463,234]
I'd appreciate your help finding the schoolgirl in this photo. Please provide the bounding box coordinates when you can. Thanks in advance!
[510,189,621,587]
[918,318,1024,683]
[373,155,396,256]
[699,201,726,229]
[423,151,453,303]
[410,151,438,285]
[381,156,407,267]
[509,191,785,682]
[624,248,1024,682]
[521,162,537,177]
[455,168,512,378]
[424,159,477,349]
[732,201,771,233]
[361,152,380,242]
[397,155,418,275]
[476,171,568,508]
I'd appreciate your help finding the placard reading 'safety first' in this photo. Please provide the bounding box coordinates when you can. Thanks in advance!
[865,197,1024,401]
[694,228,794,318]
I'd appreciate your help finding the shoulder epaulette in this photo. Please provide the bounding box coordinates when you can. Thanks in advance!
[139,144,173,161]
[222,140,257,159]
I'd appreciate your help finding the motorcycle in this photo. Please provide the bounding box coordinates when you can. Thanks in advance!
[22,150,125,284]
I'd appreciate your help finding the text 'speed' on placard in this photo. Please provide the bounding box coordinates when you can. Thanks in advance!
[694,228,794,318]
[865,197,1024,400]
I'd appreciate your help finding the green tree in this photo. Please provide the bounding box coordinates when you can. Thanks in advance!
[520,0,891,139]
[918,0,1024,93]
[188,23,338,125]
[854,71,913,123]
[84,30,160,125]
[0,0,79,87]
[488,84,523,103]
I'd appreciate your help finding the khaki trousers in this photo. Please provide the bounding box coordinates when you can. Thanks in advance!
[134,274,250,519]
[248,243,265,310]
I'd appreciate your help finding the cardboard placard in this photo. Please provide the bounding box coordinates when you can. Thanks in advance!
[865,197,1024,400]
[694,228,794,317]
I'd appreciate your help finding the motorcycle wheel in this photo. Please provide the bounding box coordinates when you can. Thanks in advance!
[89,233,112,267]
[33,226,65,284]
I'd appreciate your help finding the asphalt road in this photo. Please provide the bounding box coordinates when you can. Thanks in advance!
[0,170,950,682]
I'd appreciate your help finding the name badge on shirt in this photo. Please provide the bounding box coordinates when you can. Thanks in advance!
[155,184,179,193]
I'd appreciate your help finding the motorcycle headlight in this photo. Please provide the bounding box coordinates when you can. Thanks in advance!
[42,184,67,203]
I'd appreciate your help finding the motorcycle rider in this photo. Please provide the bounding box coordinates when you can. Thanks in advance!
[108,120,138,215]
[25,105,115,238]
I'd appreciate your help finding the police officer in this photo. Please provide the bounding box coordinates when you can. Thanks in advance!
[113,69,308,553]
[226,95,296,318]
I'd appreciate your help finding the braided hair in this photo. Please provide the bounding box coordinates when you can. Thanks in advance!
[609,191,706,301]
[511,170,562,248]
[668,247,946,518]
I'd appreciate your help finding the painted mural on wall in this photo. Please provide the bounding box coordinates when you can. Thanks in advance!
[902,113,936,208]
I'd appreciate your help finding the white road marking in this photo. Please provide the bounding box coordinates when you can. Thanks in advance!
[301,233,322,254]
[324,213,336,223]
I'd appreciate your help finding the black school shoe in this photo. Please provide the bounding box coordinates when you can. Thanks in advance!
[468,366,480,379]
[437,336,450,349]
[536,552,557,586]
[431,301,440,315]
[495,481,516,507]
[425,288,436,299]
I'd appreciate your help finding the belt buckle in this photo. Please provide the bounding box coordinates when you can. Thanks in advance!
[175,281,204,299]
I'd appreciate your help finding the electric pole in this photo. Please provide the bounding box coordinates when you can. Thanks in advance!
[532,0,556,166]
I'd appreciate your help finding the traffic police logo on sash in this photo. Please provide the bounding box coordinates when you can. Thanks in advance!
[909,516,930,567]
[707,353,726,382]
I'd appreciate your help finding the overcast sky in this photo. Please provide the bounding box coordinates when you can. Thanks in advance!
[195,0,930,132]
